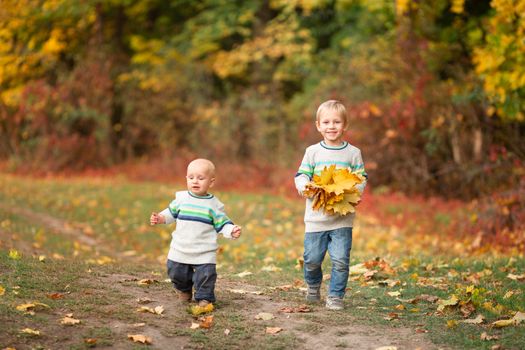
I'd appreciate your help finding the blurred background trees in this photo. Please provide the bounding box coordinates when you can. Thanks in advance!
[1,0,524,201]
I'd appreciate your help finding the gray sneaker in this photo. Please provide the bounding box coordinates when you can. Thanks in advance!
[325,296,344,310]
[306,285,321,302]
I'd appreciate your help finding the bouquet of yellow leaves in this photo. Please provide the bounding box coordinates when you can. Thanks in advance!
[303,165,365,216]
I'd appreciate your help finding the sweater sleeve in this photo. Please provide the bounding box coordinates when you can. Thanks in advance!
[160,195,180,224]
[352,149,368,195]
[212,201,235,239]
[294,149,314,195]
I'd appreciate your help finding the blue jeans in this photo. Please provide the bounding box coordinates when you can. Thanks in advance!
[166,260,217,302]
[303,227,353,298]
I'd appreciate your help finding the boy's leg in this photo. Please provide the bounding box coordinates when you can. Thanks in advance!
[303,231,329,300]
[167,259,193,301]
[326,227,353,299]
[193,264,217,303]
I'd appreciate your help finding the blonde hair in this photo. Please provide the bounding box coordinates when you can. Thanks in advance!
[316,100,348,126]
[188,158,216,177]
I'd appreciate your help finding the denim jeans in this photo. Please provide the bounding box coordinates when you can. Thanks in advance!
[303,227,353,298]
[166,260,217,302]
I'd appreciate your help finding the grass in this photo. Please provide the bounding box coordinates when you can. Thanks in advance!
[1,173,525,349]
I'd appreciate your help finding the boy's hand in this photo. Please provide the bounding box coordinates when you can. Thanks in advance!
[231,225,242,239]
[150,212,165,225]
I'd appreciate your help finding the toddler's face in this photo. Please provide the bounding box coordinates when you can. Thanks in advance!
[186,163,215,196]
[316,110,346,146]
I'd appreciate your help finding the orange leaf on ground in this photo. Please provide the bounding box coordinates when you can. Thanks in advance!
[279,305,311,313]
[266,327,283,334]
[127,334,152,344]
[199,315,214,329]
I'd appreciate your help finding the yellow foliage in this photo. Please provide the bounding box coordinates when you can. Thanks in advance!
[42,28,66,55]
[451,0,465,14]
[189,302,214,316]
[303,165,364,216]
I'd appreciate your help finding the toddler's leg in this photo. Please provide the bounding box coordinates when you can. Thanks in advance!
[303,231,329,292]
[193,264,217,303]
[326,227,353,298]
[167,260,193,297]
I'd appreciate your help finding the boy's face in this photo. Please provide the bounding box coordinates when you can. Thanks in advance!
[186,162,215,196]
[316,110,346,146]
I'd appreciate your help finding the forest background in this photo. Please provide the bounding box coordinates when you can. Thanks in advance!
[1,0,524,248]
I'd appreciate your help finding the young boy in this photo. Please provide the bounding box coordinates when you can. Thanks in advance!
[150,158,241,307]
[294,100,367,310]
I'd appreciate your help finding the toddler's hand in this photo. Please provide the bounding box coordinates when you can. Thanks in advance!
[150,212,165,225]
[231,225,242,239]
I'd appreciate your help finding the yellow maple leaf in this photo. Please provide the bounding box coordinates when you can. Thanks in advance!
[189,302,214,316]
[304,166,364,216]
[9,249,21,260]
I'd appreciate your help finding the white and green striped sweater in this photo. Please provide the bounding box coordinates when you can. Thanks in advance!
[295,141,368,232]
[160,191,235,264]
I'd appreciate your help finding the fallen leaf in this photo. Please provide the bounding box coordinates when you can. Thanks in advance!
[9,249,21,260]
[84,338,97,345]
[261,265,282,272]
[384,312,399,321]
[137,306,156,313]
[198,315,214,329]
[491,319,514,328]
[255,312,275,320]
[137,279,158,286]
[224,329,230,335]
[127,334,152,344]
[265,327,283,334]
[16,302,50,312]
[47,292,64,299]
[480,332,499,341]
[190,322,200,329]
[279,305,311,313]
[20,328,40,336]
[513,311,525,324]
[349,263,369,275]
[416,294,439,303]
[506,273,525,281]
[387,291,401,297]
[154,306,164,315]
[461,314,485,324]
[437,295,459,312]
[137,297,153,304]
[447,320,458,328]
[61,316,81,326]
[0,285,5,296]
[189,303,214,316]
[236,271,253,278]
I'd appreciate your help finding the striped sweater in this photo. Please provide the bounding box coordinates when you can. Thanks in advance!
[159,191,235,264]
[295,141,367,232]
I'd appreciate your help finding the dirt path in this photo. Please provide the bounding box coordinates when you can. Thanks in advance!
[91,272,439,350]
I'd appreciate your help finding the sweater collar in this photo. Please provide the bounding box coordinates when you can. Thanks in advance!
[188,191,213,199]
[320,141,348,150]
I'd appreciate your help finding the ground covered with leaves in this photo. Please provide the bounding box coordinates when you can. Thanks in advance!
[0,174,524,349]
